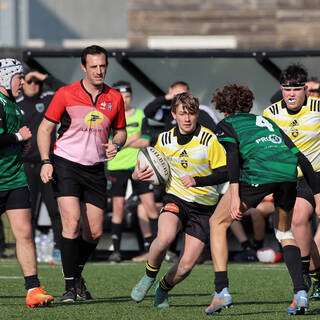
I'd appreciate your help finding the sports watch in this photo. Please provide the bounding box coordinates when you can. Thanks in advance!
[113,142,122,152]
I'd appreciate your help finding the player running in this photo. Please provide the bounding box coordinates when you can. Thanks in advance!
[205,84,320,316]
[130,92,227,307]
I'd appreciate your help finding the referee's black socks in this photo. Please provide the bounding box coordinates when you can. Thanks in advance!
[75,237,98,278]
[61,237,79,290]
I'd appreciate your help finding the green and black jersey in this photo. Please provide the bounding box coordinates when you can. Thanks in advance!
[0,92,28,191]
[216,113,299,185]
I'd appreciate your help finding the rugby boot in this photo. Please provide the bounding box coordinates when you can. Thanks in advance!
[26,286,54,308]
[131,274,155,303]
[286,290,308,315]
[205,287,232,315]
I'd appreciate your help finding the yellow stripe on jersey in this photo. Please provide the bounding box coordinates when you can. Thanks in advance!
[263,96,320,177]
[155,126,226,206]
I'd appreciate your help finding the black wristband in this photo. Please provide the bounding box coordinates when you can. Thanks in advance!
[41,159,52,166]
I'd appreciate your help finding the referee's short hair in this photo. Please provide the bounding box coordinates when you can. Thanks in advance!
[81,45,108,67]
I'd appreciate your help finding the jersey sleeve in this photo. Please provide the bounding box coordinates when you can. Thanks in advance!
[44,87,67,124]
[262,108,272,119]
[111,94,126,129]
[0,103,19,146]
[216,120,241,183]
[208,136,226,170]
[216,120,238,144]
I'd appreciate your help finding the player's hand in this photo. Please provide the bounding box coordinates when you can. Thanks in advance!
[22,141,31,155]
[18,126,32,141]
[40,163,53,184]
[103,141,117,161]
[181,175,195,188]
[132,160,153,181]
[229,195,242,220]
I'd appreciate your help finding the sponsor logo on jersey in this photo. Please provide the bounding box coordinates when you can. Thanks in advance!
[289,119,299,137]
[35,103,45,113]
[100,101,106,110]
[290,119,298,127]
[179,149,188,168]
[84,110,104,127]
[255,134,282,144]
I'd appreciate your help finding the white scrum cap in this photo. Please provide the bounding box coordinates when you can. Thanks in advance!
[0,58,24,90]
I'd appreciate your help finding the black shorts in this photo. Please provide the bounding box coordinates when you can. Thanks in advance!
[240,181,297,212]
[108,170,154,197]
[153,184,166,203]
[161,194,215,243]
[296,173,320,208]
[0,187,31,214]
[52,155,107,209]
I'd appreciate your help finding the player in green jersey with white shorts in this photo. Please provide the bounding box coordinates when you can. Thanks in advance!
[205,84,320,316]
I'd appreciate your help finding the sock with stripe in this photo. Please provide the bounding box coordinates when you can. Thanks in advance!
[145,262,160,278]
[159,275,174,292]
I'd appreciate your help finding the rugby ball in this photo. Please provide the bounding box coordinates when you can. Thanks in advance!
[137,147,170,185]
[256,247,282,264]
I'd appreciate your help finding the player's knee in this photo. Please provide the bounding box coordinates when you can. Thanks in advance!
[154,236,171,252]
[274,228,295,243]
[83,229,102,242]
[10,220,32,241]
[291,214,309,229]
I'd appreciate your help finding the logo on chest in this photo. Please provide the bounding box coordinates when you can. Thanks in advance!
[179,149,189,169]
[289,119,299,138]
[84,110,104,127]
[35,103,45,113]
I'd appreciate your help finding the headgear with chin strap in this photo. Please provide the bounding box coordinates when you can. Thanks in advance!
[0,58,24,90]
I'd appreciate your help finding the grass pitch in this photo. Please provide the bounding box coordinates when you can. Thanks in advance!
[0,259,320,319]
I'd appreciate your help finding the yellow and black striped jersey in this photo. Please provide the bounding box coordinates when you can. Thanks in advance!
[154,125,226,206]
[263,97,320,177]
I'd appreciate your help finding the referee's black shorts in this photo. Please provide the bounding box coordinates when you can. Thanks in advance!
[52,155,107,209]
[108,170,153,197]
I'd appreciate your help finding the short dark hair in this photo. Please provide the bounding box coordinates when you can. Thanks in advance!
[212,84,254,114]
[280,63,308,86]
[81,45,108,67]
[171,92,199,114]
[170,81,190,90]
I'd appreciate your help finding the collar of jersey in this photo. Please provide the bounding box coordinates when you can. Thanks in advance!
[174,123,201,145]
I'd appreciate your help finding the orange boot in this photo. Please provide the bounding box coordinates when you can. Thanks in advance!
[26,286,54,308]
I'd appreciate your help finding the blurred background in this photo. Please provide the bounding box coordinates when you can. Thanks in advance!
[1,0,320,115]
[1,0,320,258]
